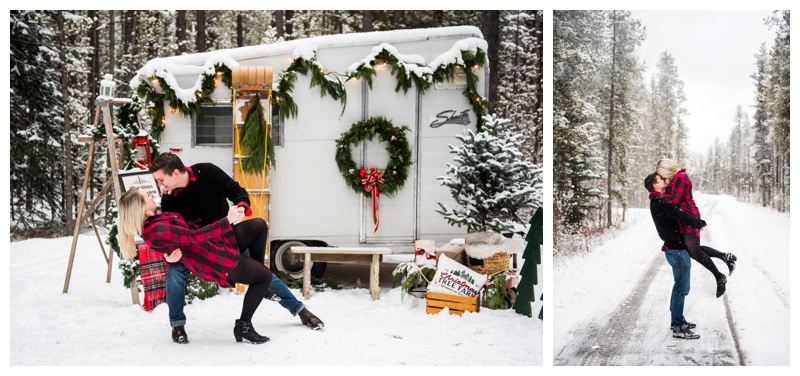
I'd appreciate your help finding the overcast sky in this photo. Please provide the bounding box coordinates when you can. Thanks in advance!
[630,10,778,156]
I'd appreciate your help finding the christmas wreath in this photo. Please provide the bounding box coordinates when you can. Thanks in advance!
[335,116,413,232]
[335,116,412,197]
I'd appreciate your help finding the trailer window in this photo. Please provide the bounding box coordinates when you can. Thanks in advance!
[194,105,233,146]
[434,68,467,90]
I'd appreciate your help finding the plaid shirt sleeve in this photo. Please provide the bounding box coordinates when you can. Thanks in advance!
[144,215,232,252]
[665,170,690,204]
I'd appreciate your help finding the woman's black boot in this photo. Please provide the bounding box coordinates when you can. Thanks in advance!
[234,319,269,344]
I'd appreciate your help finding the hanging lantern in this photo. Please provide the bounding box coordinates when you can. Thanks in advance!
[99,73,116,99]
[131,133,152,169]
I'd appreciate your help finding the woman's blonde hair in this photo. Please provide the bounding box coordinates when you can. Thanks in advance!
[656,158,681,184]
[117,187,146,260]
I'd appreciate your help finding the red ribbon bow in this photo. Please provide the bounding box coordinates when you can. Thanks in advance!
[415,248,435,259]
[360,167,385,233]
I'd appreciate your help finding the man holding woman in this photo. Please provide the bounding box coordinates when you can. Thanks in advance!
[146,153,323,344]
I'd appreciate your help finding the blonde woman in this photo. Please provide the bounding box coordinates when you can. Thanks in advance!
[118,187,273,344]
[651,158,737,298]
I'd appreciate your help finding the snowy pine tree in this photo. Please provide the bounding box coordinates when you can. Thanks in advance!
[496,11,542,168]
[436,114,542,234]
[10,10,66,234]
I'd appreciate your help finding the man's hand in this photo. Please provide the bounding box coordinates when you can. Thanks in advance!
[165,249,182,263]
[227,206,244,225]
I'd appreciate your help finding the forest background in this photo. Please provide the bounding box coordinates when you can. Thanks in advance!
[552,10,790,254]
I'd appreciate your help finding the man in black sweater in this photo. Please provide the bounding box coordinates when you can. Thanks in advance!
[644,172,707,340]
[150,153,324,344]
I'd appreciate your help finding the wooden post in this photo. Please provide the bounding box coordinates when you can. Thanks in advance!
[63,98,139,305]
[303,253,312,300]
[63,139,96,293]
[370,254,380,301]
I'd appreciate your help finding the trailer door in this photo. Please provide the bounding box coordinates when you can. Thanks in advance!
[362,69,417,244]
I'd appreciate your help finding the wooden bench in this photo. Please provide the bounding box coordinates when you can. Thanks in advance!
[290,246,393,301]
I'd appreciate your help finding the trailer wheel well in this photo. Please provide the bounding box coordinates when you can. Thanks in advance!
[269,240,327,279]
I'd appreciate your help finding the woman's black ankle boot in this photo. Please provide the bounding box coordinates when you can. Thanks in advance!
[234,319,269,344]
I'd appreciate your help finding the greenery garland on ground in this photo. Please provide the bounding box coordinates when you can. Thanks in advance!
[274,271,342,292]
[239,94,275,174]
[391,261,436,301]
[334,116,412,198]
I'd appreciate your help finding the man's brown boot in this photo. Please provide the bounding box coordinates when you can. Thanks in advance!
[298,308,324,330]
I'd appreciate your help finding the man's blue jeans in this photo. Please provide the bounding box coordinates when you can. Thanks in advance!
[664,248,691,332]
[166,262,305,328]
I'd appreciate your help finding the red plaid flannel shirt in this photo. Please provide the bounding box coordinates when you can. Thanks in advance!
[649,169,701,236]
[142,213,240,287]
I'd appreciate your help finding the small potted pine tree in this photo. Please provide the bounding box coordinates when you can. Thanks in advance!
[436,114,541,277]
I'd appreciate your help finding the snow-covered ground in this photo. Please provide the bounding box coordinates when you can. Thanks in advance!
[553,193,790,366]
[8,234,542,366]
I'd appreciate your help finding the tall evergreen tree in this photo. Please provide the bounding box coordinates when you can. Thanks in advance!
[496,11,542,167]
[10,11,65,233]
[600,10,645,227]
[654,51,688,161]
[766,10,790,211]
[553,10,606,237]
[752,43,773,206]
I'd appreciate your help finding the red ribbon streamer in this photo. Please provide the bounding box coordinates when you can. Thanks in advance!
[360,167,385,233]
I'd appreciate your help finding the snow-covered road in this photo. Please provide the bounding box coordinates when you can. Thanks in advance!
[553,193,789,366]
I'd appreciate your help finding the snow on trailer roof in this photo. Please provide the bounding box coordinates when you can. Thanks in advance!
[131,26,486,101]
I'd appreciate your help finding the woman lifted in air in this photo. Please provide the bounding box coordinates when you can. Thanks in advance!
[651,158,737,298]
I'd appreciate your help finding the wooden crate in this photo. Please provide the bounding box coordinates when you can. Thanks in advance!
[425,291,480,316]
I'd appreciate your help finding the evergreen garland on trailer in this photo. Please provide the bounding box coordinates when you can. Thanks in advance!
[436,114,542,233]
[239,94,276,174]
[134,63,232,140]
[431,47,490,130]
[133,42,490,140]
[346,46,433,94]
[274,54,347,120]
[513,207,542,318]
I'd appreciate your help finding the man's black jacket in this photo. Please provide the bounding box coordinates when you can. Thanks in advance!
[649,198,706,251]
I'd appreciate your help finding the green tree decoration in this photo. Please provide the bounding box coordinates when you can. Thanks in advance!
[513,207,542,318]
[239,94,275,174]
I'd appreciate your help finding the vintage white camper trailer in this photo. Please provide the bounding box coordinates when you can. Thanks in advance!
[133,26,488,278]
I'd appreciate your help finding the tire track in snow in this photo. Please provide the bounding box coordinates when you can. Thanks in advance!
[702,227,746,366]
[554,253,663,365]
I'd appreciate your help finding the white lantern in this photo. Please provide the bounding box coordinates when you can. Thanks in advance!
[99,74,116,99]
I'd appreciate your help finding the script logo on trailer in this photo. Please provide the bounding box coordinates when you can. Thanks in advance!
[430,109,471,128]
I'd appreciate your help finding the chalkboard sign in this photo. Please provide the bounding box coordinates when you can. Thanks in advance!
[118,169,160,198]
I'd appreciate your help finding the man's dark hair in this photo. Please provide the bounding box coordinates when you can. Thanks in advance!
[149,152,187,175]
[644,172,658,193]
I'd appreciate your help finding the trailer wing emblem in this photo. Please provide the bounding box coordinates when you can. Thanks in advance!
[430,109,471,128]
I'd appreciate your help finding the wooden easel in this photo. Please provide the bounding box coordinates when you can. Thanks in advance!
[63,97,140,305]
